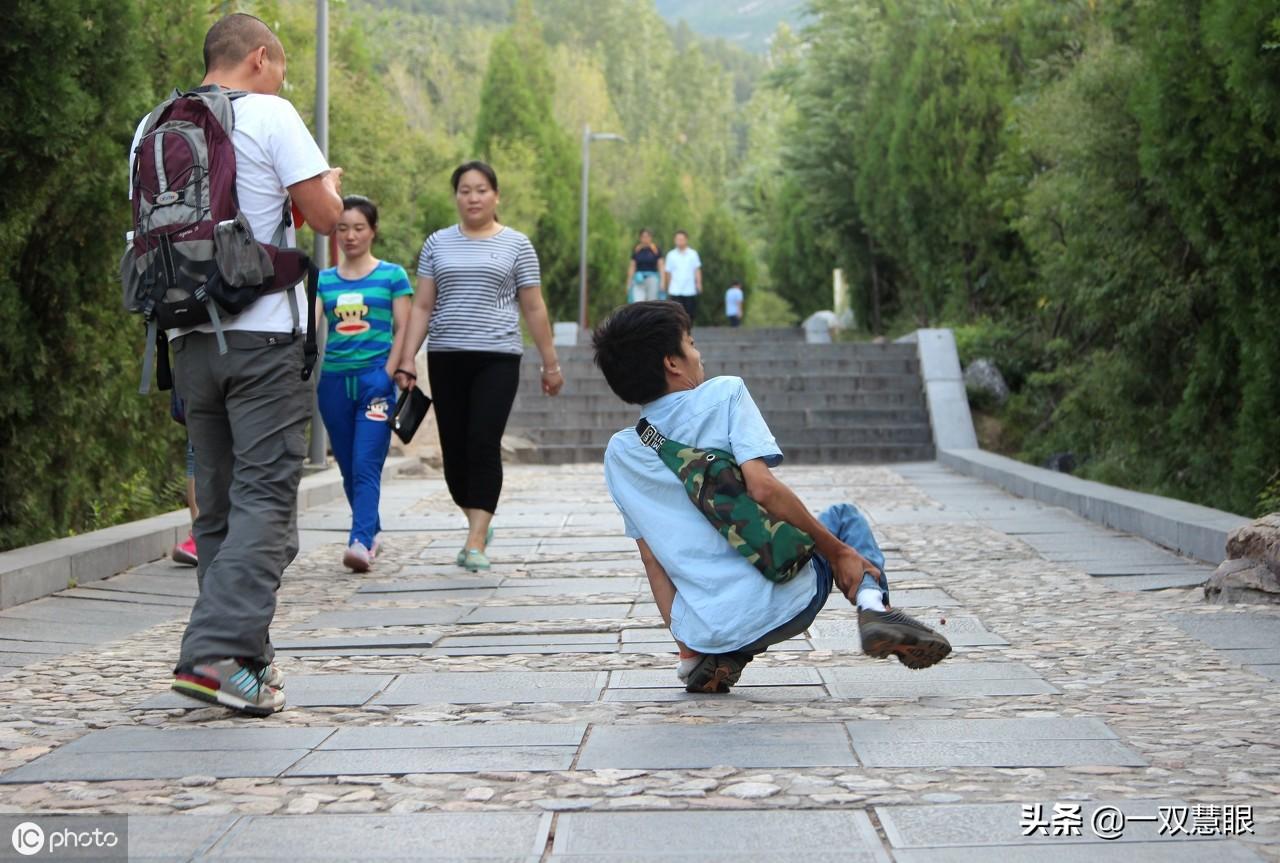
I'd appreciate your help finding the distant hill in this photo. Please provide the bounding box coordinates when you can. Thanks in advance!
[653,0,807,53]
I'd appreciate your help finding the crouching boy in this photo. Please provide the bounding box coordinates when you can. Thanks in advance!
[593,302,950,693]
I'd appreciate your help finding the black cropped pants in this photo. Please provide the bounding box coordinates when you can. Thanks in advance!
[427,350,521,513]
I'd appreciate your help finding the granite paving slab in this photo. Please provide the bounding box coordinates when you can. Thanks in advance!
[318,724,587,749]
[199,813,551,861]
[294,608,468,629]
[845,717,1116,742]
[0,618,142,644]
[609,667,823,688]
[60,586,195,607]
[459,603,632,624]
[888,845,1262,862]
[808,615,1008,648]
[577,722,857,769]
[629,602,661,618]
[59,726,334,753]
[1094,573,1212,591]
[357,576,504,594]
[1246,664,1280,682]
[127,815,238,862]
[493,577,645,596]
[272,632,443,651]
[435,633,618,648]
[1167,612,1280,649]
[89,572,201,596]
[375,671,609,704]
[0,749,308,783]
[878,799,1221,848]
[855,739,1146,768]
[0,637,91,654]
[548,810,890,862]
[602,685,829,703]
[284,746,578,776]
[619,640,811,654]
[0,597,176,625]
[820,662,1057,698]
[135,674,396,709]
[887,588,960,607]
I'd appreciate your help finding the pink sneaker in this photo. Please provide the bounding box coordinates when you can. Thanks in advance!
[172,534,198,567]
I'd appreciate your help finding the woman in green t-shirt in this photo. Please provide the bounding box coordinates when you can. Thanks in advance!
[316,196,414,572]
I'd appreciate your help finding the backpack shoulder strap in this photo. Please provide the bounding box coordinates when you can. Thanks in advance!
[635,418,668,452]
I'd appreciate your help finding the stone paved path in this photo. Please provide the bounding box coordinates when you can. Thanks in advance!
[0,463,1276,861]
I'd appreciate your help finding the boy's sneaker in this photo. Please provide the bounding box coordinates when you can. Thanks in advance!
[172,659,285,716]
[343,541,372,573]
[683,651,753,694]
[857,607,951,669]
[171,534,198,567]
[370,534,383,561]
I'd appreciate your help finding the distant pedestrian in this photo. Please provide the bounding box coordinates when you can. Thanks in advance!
[724,280,744,327]
[316,196,413,574]
[131,13,344,716]
[625,228,664,303]
[663,230,701,321]
[396,161,563,572]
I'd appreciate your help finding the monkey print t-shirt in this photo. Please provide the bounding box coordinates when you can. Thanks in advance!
[318,261,413,373]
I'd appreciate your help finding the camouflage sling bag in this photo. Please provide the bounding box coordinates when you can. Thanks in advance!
[636,418,816,583]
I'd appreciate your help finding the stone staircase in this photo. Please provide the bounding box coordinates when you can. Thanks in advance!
[507,327,934,464]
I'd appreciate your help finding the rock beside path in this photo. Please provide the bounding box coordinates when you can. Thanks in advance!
[1205,513,1280,604]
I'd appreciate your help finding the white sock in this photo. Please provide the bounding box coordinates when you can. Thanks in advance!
[677,655,701,682]
[855,574,887,612]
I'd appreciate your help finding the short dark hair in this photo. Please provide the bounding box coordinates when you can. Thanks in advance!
[203,13,281,74]
[674,229,689,238]
[341,195,378,233]
[451,161,499,192]
[592,301,690,405]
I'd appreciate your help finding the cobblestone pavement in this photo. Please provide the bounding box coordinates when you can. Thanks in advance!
[0,462,1276,861]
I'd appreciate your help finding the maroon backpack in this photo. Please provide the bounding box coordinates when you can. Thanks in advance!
[123,85,317,393]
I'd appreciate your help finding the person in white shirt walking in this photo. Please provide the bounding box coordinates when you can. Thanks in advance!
[663,230,702,322]
[724,280,745,327]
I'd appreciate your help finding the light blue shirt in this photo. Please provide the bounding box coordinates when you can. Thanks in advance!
[604,376,817,654]
[664,247,701,297]
[725,285,744,317]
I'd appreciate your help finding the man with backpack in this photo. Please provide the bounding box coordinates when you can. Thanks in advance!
[126,13,343,715]
[593,302,951,693]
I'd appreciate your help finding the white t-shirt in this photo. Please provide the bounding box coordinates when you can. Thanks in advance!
[725,285,744,317]
[129,93,329,337]
[665,247,701,297]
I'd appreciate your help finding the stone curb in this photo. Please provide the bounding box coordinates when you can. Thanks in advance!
[896,328,977,451]
[900,326,1247,565]
[0,457,414,610]
[938,448,1247,564]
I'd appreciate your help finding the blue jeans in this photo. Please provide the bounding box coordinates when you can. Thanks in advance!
[734,503,888,655]
[317,365,396,547]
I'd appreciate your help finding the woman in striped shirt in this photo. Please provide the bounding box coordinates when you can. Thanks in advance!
[395,162,563,571]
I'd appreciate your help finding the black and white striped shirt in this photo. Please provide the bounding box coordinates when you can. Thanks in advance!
[417,224,542,355]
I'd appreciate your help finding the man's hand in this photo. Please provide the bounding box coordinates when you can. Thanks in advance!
[325,167,344,196]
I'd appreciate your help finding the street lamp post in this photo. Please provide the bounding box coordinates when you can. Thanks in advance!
[307,0,330,467]
[578,124,625,331]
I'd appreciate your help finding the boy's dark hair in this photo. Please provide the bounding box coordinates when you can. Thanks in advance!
[593,301,691,405]
[203,13,281,74]
[341,195,378,232]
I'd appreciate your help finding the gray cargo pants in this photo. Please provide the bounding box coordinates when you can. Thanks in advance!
[172,330,311,671]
